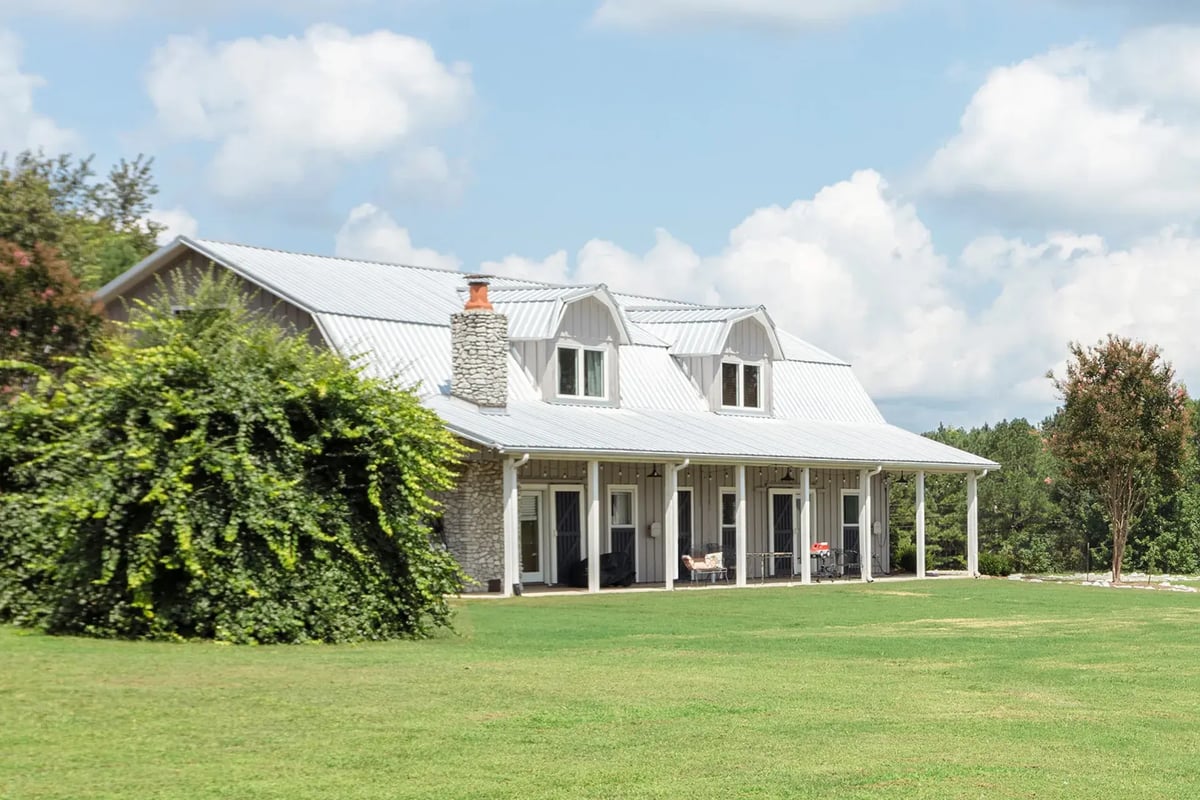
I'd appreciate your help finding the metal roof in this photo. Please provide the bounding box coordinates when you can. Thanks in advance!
[426,397,998,470]
[773,362,884,423]
[775,330,848,366]
[97,237,995,471]
[625,306,786,358]
[316,314,538,402]
[619,346,708,412]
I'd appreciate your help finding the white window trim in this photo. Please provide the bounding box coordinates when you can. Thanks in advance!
[840,488,861,556]
[719,486,737,547]
[556,344,608,401]
[720,357,764,410]
[607,484,638,579]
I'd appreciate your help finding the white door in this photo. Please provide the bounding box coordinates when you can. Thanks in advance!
[519,491,547,583]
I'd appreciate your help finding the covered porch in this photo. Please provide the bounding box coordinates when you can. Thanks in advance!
[498,456,990,596]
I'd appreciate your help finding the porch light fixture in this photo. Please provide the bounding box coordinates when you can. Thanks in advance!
[781,467,795,483]
[647,465,662,479]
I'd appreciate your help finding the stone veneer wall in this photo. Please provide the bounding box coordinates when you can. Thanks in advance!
[441,452,505,592]
[450,311,508,407]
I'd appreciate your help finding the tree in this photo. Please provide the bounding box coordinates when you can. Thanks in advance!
[0,273,465,642]
[0,240,104,387]
[1047,335,1192,582]
[0,150,163,289]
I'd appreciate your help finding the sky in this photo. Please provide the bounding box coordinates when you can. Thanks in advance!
[4,0,1200,433]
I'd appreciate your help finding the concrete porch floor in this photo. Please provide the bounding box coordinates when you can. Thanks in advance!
[459,571,974,599]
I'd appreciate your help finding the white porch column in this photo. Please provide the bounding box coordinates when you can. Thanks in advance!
[859,469,872,582]
[664,464,678,590]
[967,471,979,577]
[587,460,601,593]
[800,467,812,585]
[915,471,926,579]
[735,464,747,587]
[501,458,519,597]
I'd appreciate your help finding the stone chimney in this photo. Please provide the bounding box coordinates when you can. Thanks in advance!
[451,275,508,407]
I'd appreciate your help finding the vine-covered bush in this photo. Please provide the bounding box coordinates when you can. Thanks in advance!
[0,274,465,642]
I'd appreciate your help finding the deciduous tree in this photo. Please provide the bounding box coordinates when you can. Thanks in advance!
[1047,336,1191,582]
[0,151,162,289]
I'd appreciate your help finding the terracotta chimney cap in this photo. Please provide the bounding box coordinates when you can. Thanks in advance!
[463,274,493,311]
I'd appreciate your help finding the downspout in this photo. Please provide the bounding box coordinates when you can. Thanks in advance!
[503,453,531,596]
[673,458,691,475]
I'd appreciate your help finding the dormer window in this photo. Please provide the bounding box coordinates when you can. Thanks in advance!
[558,346,605,399]
[721,360,761,409]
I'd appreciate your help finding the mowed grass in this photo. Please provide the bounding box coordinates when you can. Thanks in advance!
[4,580,1200,800]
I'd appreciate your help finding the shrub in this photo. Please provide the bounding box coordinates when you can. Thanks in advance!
[978,551,1014,577]
[0,274,465,643]
[894,544,917,573]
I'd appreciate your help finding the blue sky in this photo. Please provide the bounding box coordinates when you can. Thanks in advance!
[4,0,1200,432]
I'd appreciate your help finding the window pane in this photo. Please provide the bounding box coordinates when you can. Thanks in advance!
[610,491,633,526]
[743,364,760,408]
[721,492,736,526]
[843,493,860,522]
[721,362,739,406]
[558,347,578,395]
[678,490,693,535]
[584,349,604,397]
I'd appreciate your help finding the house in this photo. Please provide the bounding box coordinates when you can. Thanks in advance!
[98,237,1000,595]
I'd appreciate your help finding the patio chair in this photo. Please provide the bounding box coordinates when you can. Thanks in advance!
[682,552,728,583]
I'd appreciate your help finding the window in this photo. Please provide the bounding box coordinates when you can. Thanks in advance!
[557,346,605,399]
[720,490,737,559]
[721,360,762,409]
[609,488,636,561]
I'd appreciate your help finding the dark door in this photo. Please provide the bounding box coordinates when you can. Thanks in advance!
[772,493,794,577]
[555,489,583,584]
[678,488,693,578]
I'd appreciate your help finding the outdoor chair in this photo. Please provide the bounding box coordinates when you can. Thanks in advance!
[682,552,728,583]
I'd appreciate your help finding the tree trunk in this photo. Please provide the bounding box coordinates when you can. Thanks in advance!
[1111,516,1128,583]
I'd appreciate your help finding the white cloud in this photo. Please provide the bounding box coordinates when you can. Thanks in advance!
[479,171,974,400]
[463,170,1200,426]
[145,25,473,200]
[335,203,460,271]
[145,207,199,245]
[0,30,76,155]
[924,29,1200,225]
[593,0,903,30]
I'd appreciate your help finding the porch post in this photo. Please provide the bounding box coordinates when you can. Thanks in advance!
[735,464,747,587]
[800,467,812,585]
[915,471,926,579]
[859,469,873,582]
[587,460,601,593]
[501,457,519,597]
[967,471,979,577]
[664,463,678,590]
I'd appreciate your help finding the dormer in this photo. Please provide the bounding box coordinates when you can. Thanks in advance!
[479,284,632,407]
[624,305,783,415]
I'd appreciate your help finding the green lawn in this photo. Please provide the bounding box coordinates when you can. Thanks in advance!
[4,580,1200,799]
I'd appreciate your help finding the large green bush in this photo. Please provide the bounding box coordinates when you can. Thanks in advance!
[0,275,465,642]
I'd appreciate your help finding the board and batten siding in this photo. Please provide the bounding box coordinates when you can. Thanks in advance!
[517,459,889,583]
[521,296,622,405]
[103,250,326,348]
[680,318,777,415]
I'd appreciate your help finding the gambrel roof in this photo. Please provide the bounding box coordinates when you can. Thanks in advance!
[99,237,997,471]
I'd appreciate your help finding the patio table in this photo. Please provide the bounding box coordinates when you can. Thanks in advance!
[746,552,795,582]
